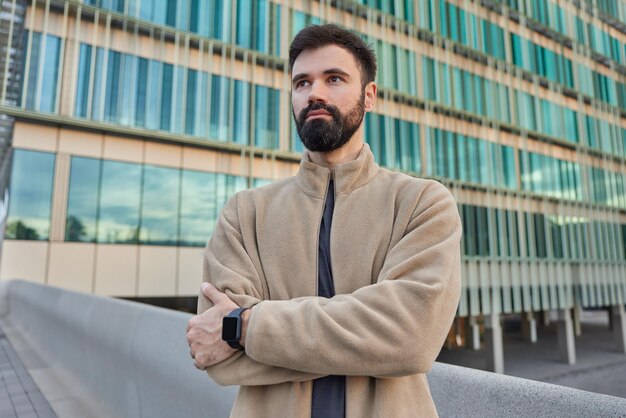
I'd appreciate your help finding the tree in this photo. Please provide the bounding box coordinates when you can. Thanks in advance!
[6,220,40,240]
[65,216,87,241]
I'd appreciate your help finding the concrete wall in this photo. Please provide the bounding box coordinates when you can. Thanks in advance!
[2,279,626,418]
[0,279,237,418]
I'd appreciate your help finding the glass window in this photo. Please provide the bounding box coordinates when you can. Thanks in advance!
[97,160,142,243]
[367,112,382,167]
[140,165,181,245]
[135,57,149,127]
[22,30,42,107]
[210,74,229,140]
[21,31,61,112]
[172,66,185,134]
[233,80,251,145]
[180,170,219,247]
[180,171,245,246]
[622,224,626,260]
[291,118,304,153]
[146,60,162,130]
[214,0,233,43]
[104,50,122,123]
[508,210,520,257]
[444,130,456,179]
[160,63,174,131]
[254,85,280,148]
[549,216,564,259]
[175,0,189,30]
[396,119,420,173]
[236,0,253,49]
[422,57,436,101]
[75,44,93,118]
[502,146,516,189]
[476,206,490,256]
[119,54,138,127]
[467,137,479,184]
[185,69,198,136]
[534,213,547,258]
[90,47,106,120]
[66,157,101,242]
[6,150,55,240]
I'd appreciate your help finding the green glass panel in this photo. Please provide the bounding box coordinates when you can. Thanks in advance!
[75,43,92,118]
[21,31,61,112]
[97,160,141,244]
[234,80,251,145]
[66,157,101,242]
[6,150,55,240]
[254,85,279,149]
[140,165,181,245]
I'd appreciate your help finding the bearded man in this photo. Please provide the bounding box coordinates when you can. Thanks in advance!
[186,24,462,418]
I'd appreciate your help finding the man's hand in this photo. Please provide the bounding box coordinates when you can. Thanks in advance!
[187,282,239,370]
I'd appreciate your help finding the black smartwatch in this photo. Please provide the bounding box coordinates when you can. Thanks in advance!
[222,307,249,350]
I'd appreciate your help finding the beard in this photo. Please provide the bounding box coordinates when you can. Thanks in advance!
[293,91,365,152]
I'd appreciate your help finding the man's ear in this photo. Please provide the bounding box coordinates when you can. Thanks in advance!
[364,82,377,112]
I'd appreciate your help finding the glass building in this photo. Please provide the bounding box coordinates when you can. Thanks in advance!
[0,0,625,364]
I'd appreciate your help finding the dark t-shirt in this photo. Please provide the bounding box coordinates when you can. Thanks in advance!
[311,180,346,418]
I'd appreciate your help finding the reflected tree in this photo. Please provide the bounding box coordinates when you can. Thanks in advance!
[6,220,40,240]
[65,215,87,242]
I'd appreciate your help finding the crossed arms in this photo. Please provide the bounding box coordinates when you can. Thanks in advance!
[186,181,462,386]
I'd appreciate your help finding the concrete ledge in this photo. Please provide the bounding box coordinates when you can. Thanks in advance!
[428,362,626,417]
[1,279,237,418]
[2,279,626,418]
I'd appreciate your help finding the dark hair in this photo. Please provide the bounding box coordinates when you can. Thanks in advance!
[289,24,377,86]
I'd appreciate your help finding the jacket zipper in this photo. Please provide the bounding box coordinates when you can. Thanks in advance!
[314,171,333,297]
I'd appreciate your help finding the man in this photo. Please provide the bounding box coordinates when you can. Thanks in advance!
[187,24,461,418]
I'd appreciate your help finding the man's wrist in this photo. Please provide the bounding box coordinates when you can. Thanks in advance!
[239,308,251,348]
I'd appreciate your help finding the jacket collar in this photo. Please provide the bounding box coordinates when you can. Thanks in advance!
[296,143,379,198]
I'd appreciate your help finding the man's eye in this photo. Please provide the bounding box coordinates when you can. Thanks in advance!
[329,76,342,83]
[296,80,309,88]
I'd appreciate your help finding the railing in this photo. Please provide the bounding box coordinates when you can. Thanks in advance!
[1,279,625,418]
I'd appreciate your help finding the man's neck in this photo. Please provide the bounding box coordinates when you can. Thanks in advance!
[308,137,364,170]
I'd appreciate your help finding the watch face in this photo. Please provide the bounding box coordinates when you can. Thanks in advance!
[222,317,239,341]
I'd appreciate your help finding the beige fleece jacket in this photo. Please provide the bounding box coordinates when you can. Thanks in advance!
[198,143,462,418]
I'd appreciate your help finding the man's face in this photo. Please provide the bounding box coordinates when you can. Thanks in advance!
[291,45,371,152]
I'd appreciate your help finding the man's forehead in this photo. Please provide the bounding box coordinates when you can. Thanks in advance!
[291,44,359,76]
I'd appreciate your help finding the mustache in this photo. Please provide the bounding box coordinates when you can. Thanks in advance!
[298,102,341,122]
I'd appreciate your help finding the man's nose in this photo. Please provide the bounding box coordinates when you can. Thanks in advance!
[307,81,328,104]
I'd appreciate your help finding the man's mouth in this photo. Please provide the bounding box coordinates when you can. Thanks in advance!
[306,109,332,120]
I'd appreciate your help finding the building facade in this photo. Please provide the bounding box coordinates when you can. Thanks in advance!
[0,0,625,358]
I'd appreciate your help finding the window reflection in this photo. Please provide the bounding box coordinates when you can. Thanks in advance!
[140,165,180,245]
[88,0,281,54]
[20,31,61,113]
[180,170,218,247]
[255,85,279,148]
[365,113,421,173]
[66,157,100,242]
[63,156,248,247]
[180,170,245,246]
[75,46,281,147]
[427,127,515,190]
[97,160,142,244]
[6,150,55,240]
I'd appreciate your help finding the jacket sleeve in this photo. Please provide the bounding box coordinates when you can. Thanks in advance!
[199,193,324,386]
[244,181,462,377]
